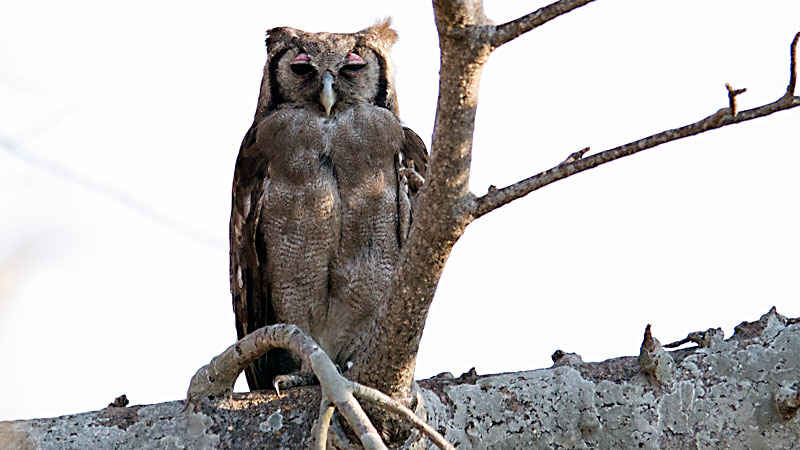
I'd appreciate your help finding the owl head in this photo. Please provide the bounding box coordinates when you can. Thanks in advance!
[254,19,400,119]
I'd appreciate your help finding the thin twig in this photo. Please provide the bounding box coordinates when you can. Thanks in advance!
[491,0,597,49]
[725,83,747,116]
[787,32,800,97]
[353,383,456,450]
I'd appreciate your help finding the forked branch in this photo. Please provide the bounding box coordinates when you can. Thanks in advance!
[474,31,800,218]
[186,324,453,450]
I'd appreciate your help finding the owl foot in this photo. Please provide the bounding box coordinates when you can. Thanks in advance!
[272,372,318,396]
[399,159,425,194]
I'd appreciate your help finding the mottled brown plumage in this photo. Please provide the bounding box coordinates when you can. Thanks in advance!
[230,19,427,391]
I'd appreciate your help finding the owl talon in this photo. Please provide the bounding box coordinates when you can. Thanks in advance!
[399,164,425,193]
[272,372,319,394]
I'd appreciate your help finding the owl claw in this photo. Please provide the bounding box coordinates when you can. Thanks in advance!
[399,164,425,194]
[272,372,319,394]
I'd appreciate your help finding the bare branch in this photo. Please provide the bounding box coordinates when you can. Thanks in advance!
[491,0,597,49]
[787,31,800,97]
[475,32,800,218]
[475,92,799,218]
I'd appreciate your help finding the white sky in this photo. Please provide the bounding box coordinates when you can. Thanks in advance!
[1,1,798,421]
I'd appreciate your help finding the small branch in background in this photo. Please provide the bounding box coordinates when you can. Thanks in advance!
[0,137,224,251]
[725,83,747,116]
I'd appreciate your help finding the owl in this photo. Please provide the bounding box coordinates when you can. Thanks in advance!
[230,19,428,391]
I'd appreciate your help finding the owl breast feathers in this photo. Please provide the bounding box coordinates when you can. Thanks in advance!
[229,19,428,391]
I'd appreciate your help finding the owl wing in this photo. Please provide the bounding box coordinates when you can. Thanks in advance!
[230,123,274,391]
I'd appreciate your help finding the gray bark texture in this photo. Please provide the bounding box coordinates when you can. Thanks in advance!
[3,308,799,449]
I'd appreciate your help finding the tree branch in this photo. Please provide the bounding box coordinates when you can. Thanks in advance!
[474,31,800,218]
[491,0,597,49]
[8,309,799,448]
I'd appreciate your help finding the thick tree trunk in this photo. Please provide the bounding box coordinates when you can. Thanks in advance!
[4,309,798,449]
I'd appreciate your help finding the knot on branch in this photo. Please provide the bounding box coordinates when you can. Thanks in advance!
[775,382,800,420]
[638,324,674,385]
[726,83,747,116]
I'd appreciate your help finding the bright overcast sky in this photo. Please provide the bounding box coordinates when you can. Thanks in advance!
[1,1,799,421]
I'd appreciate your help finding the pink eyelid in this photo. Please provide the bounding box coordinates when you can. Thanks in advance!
[347,53,364,63]
[292,53,310,63]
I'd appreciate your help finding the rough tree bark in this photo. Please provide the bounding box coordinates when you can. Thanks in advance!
[3,0,800,448]
[3,308,800,448]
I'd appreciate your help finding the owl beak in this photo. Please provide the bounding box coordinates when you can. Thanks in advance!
[319,72,336,116]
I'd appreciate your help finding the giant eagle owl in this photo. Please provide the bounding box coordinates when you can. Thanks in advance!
[230,19,427,391]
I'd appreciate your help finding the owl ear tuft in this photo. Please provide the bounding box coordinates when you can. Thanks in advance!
[266,27,295,55]
[368,17,398,46]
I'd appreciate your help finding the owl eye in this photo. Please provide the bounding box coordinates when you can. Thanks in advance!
[290,53,315,77]
[341,53,366,76]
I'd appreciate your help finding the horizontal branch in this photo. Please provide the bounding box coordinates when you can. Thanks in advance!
[6,309,799,448]
[491,0,597,48]
[474,93,799,218]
